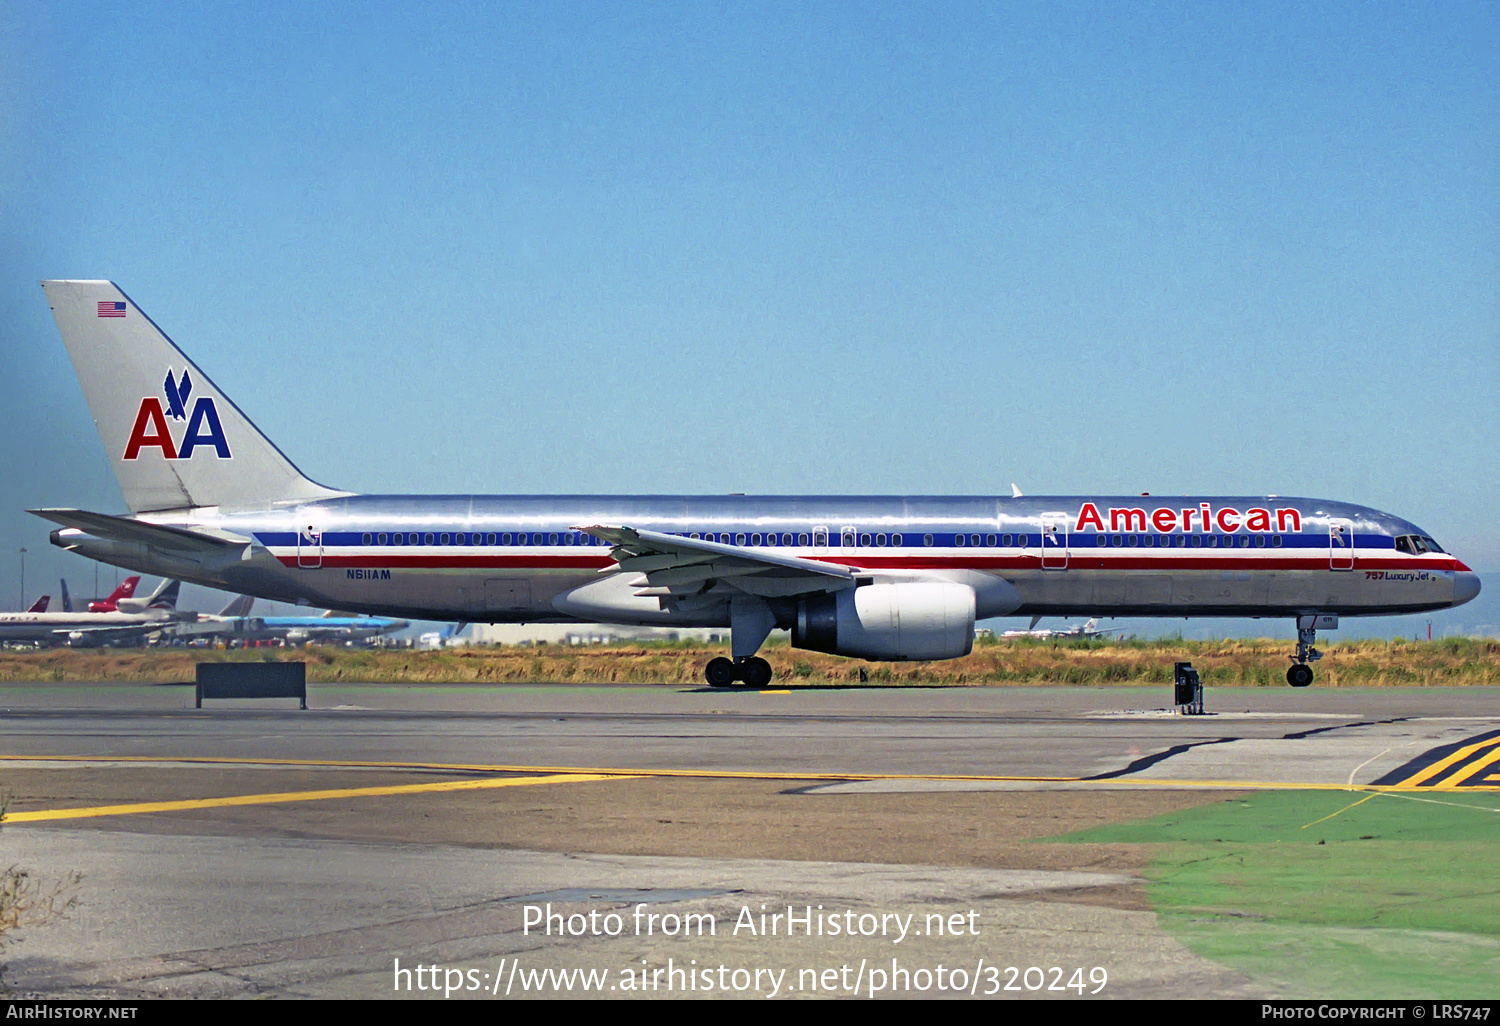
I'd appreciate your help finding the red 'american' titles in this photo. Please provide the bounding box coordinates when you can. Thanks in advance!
[1074,502,1302,534]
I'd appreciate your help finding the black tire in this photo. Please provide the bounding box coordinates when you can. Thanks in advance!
[739,657,773,688]
[705,657,738,687]
[1286,664,1314,688]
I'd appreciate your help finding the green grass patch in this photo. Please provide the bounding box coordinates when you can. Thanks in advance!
[1053,790,1500,996]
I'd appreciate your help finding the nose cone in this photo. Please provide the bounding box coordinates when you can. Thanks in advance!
[1454,572,1481,607]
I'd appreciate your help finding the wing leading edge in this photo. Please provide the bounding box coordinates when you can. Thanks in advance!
[577,525,857,599]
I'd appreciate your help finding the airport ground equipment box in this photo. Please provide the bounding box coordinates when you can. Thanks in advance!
[195,661,307,709]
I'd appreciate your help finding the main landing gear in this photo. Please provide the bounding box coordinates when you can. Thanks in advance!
[1287,614,1337,688]
[705,596,779,688]
[705,656,773,689]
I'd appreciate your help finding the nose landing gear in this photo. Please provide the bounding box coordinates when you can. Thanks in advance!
[1287,614,1337,687]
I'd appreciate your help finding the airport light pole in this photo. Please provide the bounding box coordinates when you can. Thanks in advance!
[18,546,26,611]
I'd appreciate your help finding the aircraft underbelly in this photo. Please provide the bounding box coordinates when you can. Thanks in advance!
[1012,567,1456,616]
[288,566,593,620]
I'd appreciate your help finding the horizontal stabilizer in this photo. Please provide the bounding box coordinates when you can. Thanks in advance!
[29,508,252,553]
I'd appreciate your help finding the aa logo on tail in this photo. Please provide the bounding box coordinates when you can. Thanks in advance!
[123,369,232,460]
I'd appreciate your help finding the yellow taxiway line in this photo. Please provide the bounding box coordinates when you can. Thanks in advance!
[0,753,1075,784]
[0,753,1494,834]
[0,773,635,824]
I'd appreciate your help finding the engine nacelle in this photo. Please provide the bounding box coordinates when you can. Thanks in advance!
[793,582,976,661]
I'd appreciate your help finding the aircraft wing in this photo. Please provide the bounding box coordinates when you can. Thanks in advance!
[56,622,172,646]
[29,509,254,554]
[577,525,856,599]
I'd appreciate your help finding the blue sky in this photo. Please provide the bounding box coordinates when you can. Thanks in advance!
[1,2,1495,632]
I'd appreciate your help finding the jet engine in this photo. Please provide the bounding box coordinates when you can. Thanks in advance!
[792,582,976,661]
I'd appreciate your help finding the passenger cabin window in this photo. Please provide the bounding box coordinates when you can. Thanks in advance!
[891,534,902,546]
[923,534,934,546]
[814,530,827,547]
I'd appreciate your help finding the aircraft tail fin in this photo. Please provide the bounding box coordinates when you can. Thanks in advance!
[27,595,49,613]
[89,574,140,612]
[40,281,349,513]
[146,579,181,611]
[117,577,179,613]
[60,579,72,613]
[218,594,255,618]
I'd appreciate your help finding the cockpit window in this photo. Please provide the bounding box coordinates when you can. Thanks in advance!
[1396,534,1445,555]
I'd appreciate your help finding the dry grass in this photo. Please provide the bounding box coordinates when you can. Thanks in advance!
[0,793,82,990]
[0,636,1495,687]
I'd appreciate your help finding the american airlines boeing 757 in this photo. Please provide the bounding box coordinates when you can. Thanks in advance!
[34,281,1480,688]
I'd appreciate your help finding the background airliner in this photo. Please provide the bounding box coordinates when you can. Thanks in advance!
[0,576,183,647]
[34,281,1479,687]
[999,617,1124,640]
[87,576,141,612]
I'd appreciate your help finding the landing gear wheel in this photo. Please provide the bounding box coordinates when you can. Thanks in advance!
[705,657,737,688]
[739,657,773,688]
[1286,664,1314,688]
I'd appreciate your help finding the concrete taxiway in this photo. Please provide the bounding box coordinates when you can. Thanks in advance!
[1,682,1496,999]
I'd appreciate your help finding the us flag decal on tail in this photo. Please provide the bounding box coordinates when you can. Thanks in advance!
[97,301,126,317]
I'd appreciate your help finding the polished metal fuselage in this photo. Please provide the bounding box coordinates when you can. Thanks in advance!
[59,493,1477,627]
